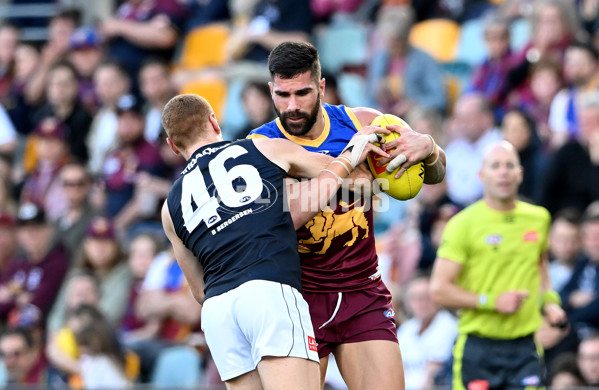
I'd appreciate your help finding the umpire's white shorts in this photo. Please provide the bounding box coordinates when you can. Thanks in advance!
[201,279,319,381]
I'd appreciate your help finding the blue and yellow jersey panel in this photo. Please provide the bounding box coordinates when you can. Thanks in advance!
[248,104,362,157]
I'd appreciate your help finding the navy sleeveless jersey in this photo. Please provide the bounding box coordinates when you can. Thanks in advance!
[166,139,302,300]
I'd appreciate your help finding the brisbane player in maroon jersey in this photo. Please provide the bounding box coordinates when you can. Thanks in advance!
[249,42,446,389]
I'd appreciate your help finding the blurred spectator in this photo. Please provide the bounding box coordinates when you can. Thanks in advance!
[139,58,175,143]
[578,334,599,386]
[549,41,599,148]
[33,61,93,164]
[60,217,132,326]
[136,247,202,346]
[397,274,457,390]
[310,0,364,23]
[47,270,101,336]
[500,108,546,203]
[100,0,186,89]
[549,209,583,292]
[49,304,136,388]
[412,0,495,23]
[101,94,164,229]
[87,60,131,175]
[540,92,599,215]
[68,27,104,114]
[445,92,502,206]
[225,0,312,64]
[52,163,100,261]
[413,179,461,270]
[181,0,230,33]
[4,43,39,136]
[368,5,446,116]
[0,22,19,100]
[469,14,513,117]
[406,106,447,148]
[25,8,81,105]
[75,309,131,388]
[120,232,163,382]
[517,59,562,146]
[0,213,17,276]
[0,103,17,155]
[577,0,599,42]
[507,0,580,106]
[548,352,585,388]
[322,72,343,106]
[157,131,185,181]
[0,327,49,386]
[560,210,599,333]
[0,203,69,322]
[20,118,71,222]
[232,79,276,140]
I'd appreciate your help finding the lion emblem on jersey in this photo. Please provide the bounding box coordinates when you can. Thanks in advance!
[298,200,369,255]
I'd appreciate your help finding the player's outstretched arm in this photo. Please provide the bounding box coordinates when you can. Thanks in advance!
[254,130,389,228]
[352,106,446,184]
[161,201,205,305]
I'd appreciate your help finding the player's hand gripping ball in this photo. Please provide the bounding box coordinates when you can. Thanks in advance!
[366,114,424,200]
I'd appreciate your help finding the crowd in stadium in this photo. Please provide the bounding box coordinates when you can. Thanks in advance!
[0,0,597,388]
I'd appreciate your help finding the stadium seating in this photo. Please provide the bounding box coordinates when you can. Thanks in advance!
[409,19,460,63]
[178,23,230,70]
[456,18,487,67]
[315,18,369,73]
[180,78,228,120]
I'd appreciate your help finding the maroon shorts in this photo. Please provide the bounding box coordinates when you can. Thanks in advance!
[302,281,398,358]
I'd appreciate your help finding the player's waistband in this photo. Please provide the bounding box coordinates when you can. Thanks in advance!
[466,333,535,344]
[301,273,383,294]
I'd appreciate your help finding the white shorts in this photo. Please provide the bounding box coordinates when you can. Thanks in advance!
[201,280,319,381]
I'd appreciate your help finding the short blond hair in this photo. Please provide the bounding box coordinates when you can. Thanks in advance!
[161,94,214,150]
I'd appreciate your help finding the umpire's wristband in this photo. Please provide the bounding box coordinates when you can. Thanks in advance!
[477,293,496,311]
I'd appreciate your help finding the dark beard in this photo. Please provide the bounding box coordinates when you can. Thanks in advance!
[275,96,321,137]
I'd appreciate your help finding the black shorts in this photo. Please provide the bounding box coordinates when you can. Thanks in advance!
[453,333,543,390]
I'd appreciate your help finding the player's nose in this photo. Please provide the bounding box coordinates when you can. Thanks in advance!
[287,95,299,111]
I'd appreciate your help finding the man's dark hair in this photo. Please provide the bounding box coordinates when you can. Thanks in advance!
[268,41,321,82]
[50,8,82,27]
[140,56,169,73]
[95,59,130,81]
[0,327,34,349]
[568,40,599,61]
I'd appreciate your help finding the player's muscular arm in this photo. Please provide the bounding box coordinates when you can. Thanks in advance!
[161,202,205,305]
[257,134,388,228]
[253,138,334,178]
[351,107,446,184]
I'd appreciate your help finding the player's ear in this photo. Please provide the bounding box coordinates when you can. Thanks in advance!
[209,113,222,135]
[268,81,274,97]
[166,137,181,155]
[319,77,325,100]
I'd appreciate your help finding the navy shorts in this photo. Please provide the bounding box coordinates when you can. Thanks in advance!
[453,333,543,390]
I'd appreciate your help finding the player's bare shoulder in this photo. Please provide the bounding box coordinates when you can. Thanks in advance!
[351,107,384,127]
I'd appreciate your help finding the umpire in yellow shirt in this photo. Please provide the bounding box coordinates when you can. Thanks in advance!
[431,141,566,390]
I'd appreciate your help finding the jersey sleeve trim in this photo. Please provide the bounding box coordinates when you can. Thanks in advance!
[344,106,362,131]
[246,133,269,139]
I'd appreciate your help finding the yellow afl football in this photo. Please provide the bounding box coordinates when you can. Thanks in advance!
[366,114,425,200]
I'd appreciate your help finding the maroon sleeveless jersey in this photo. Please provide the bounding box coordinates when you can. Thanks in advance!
[249,104,381,293]
[297,192,380,292]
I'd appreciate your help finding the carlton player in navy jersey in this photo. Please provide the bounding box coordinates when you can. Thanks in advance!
[248,42,447,390]
[160,94,388,390]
